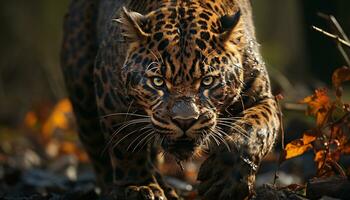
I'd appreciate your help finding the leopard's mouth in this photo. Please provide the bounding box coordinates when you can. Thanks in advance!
[161,135,199,160]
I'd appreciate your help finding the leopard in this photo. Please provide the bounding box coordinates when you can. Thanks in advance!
[61,0,280,199]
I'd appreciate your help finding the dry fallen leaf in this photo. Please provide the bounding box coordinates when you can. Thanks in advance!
[300,88,332,127]
[23,98,88,162]
[42,98,73,141]
[283,132,316,160]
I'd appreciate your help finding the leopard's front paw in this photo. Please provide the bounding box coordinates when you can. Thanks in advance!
[125,183,167,200]
[197,152,255,200]
[108,182,178,200]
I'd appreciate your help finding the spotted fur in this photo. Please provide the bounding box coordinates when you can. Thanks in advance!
[61,0,279,199]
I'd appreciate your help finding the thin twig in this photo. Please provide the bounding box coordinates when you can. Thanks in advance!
[316,13,350,66]
[336,42,350,66]
[327,15,350,66]
[312,26,350,48]
[317,13,349,41]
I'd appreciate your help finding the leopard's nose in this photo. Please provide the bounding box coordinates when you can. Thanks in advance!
[172,117,197,131]
[171,97,199,131]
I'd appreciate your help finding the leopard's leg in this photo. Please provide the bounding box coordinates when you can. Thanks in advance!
[198,98,279,199]
[198,67,280,199]
[97,115,178,200]
[61,0,113,188]
[111,147,167,199]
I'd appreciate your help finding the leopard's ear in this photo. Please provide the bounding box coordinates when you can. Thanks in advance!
[113,7,150,41]
[219,10,241,41]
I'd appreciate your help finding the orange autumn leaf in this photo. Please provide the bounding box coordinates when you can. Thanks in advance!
[283,133,316,160]
[300,88,332,127]
[303,133,317,144]
[23,99,88,162]
[301,89,330,111]
[282,66,350,176]
[284,141,312,160]
[42,98,73,140]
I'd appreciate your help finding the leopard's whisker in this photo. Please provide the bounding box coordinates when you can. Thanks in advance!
[215,127,240,148]
[218,120,247,129]
[127,127,153,151]
[132,132,153,152]
[107,120,151,151]
[209,132,220,146]
[210,133,221,146]
[216,124,249,140]
[140,124,153,131]
[217,118,252,126]
[217,121,251,137]
[210,128,231,152]
[218,124,251,141]
[211,128,231,152]
[216,122,250,141]
[133,131,156,152]
[217,116,243,120]
[101,112,150,119]
[204,130,218,150]
[112,119,150,134]
[129,130,154,152]
[137,133,156,152]
[102,120,149,155]
[111,127,141,148]
[112,118,151,128]
[216,118,242,123]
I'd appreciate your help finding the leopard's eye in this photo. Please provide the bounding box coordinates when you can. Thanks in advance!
[151,77,164,87]
[201,76,214,87]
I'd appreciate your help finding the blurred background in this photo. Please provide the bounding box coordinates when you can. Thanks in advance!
[0,0,349,198]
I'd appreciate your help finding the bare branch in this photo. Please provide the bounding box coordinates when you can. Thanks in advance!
[317,13,349,41]
[312,26,350,48]
[316,13,350,66]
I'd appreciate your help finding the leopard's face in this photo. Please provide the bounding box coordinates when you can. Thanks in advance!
[118,4,245,160]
